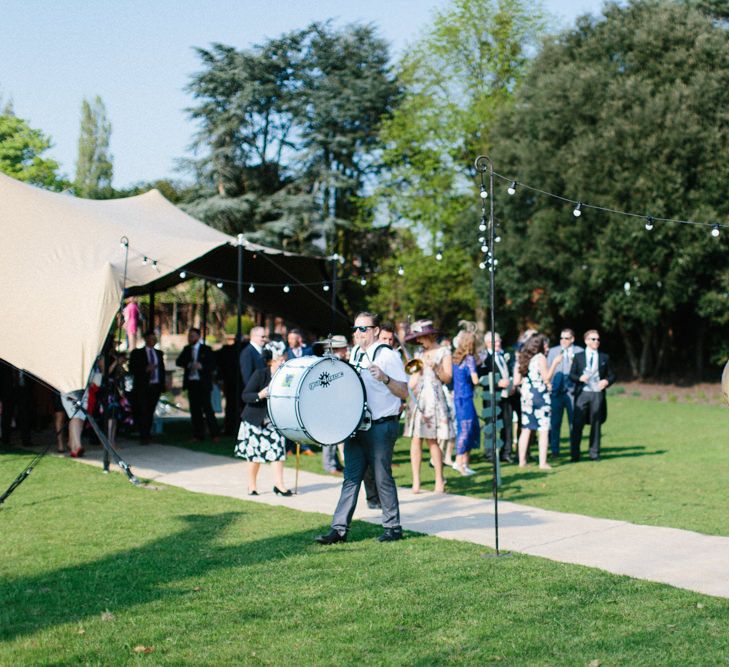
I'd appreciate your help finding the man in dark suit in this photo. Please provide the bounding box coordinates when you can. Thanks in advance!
[177,328,219,441]
[478,332,515,463]
[215,333,244,436]
[569,329,616,461]
[547,328,583,457]
[284,328,313,360]
[129,331,166,444]
[239,326,267,391]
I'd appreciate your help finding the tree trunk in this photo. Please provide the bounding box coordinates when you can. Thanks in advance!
[654,327,670,378]
[639,328,653,378]
[618,317,639,377]
[695,320,705,379]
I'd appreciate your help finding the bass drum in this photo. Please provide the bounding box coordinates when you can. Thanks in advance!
[267,356,365,445]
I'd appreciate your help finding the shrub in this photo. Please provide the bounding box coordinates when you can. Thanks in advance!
[224,314,255,336]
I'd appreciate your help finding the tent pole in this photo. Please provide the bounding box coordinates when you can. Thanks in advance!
[236,234,244,421]
[149,289,156,335]
[202,279,209,342]
[330,256,338,333]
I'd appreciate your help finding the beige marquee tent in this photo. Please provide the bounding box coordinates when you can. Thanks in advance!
[0,173,342,394]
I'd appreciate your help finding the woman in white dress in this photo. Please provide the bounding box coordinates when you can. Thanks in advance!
[404,320,454,493]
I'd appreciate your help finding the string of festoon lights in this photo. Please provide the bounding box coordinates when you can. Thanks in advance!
[121,242,376,296]
[490,171,726,235]
[473,170,727,277]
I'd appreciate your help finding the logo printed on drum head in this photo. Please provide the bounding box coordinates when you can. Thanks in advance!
[281,374,295,388]
[309,371,344,391]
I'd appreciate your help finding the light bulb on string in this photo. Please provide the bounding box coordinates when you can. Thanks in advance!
[711,224,720,238]
[573,202,582,217]
[507,181,517,196]
[360,277,367,286]
[283,285,290,293]
[645,216,654,231]
[248,284,255,294]
[397,265,405,276]
[479,236,486,243]
[479,261,486,270]
[152,260,160,273]
[142,256,149,265]
[216,281,224,288]
[481,244,488,253]
[323,283,330,292]
[179,270,186,279]
[435,251,443,261]
[495,235,501,243]
[479,223,486,232]
[479,186,488,199]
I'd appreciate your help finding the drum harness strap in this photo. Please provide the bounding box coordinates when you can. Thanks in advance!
[351,344,391,431]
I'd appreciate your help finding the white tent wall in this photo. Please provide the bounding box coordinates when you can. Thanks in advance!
[0,173,346,395]
[0,173,233,394]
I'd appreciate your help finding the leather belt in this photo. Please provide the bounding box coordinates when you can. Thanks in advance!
[371,414,399,425]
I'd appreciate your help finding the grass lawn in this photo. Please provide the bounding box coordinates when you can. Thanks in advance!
[2,453,729,665]
[157,395,729,537]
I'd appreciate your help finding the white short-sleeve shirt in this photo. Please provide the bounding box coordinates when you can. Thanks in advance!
[351,342,407,420]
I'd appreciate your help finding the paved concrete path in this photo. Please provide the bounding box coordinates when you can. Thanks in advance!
[74,443,729,599]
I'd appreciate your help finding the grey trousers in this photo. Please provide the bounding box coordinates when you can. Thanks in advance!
[331,419,400,532]
[322,444,341,472]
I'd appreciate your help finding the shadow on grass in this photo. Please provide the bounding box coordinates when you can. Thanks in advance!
[0,511,422,642]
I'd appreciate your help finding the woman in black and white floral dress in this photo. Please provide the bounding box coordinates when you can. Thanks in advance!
[234,341,292,496]
[513,334,562,470]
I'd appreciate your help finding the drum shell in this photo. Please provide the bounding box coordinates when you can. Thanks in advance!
[267,356,365,445]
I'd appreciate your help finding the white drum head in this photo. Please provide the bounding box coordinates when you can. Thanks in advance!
[297,357,364,445]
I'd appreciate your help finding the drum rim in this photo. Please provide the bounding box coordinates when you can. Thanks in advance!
[267,356,366,445]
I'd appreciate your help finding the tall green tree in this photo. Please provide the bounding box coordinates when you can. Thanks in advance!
[74,95,113,198]
[184,22,398,266]
[490,0,729,376]
[369,0,545,330]
[0,113,66,189]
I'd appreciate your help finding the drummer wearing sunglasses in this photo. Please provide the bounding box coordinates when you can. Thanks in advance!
[315,312,409,545]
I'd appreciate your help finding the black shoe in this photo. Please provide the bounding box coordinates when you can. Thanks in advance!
[273,486,293,497]
[378,527,403,542]
[500,454,514,464]
[315,529,347,545]
[367,501,382,510]
[248,490,259,496]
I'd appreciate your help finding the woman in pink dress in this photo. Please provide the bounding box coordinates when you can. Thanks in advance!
[122,298,141,350]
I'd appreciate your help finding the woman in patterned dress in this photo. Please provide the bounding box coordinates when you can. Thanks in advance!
[234,341,292,496]
[404,320,454,493]
[513,334,562,469]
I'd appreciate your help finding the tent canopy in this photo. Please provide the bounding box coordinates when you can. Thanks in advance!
[0,173,346,394]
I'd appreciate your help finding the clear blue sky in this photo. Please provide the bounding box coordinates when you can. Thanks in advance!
[0,0,606,187]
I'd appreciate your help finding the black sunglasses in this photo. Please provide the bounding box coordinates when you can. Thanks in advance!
[352,325,375,332]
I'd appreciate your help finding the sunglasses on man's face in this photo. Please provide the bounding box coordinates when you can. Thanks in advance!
[560,336,573,340]
[352,325,375,333]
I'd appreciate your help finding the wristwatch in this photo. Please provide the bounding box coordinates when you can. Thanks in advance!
[383,375,390,385]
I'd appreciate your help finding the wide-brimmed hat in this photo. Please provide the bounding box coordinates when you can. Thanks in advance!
[405,319,442,342]
[316,334,349,349]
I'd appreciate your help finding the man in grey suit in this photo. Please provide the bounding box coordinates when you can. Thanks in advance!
[547,328,582,457]
[315,312,408,544]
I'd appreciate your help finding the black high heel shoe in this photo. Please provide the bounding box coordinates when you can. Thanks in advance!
[248,490,259,496]
[273,486,293,497]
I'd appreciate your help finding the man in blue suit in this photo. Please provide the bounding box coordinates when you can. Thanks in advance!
[546,328,582,457]
[284,328,312,360]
